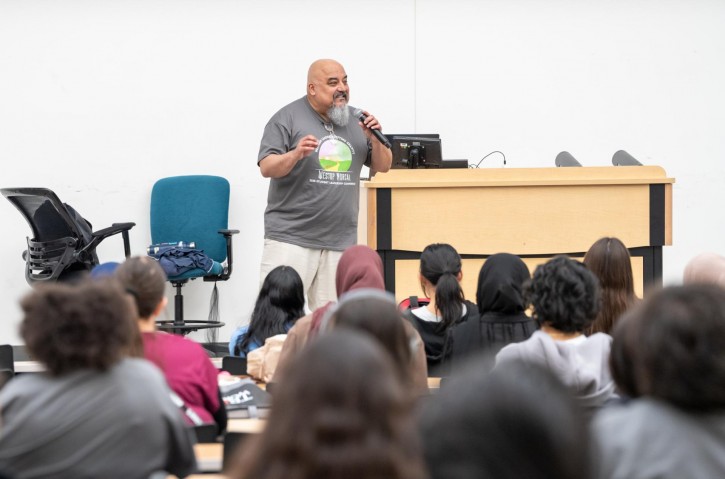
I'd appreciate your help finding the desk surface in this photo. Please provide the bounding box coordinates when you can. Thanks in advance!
[15,356,224,373]
[195,443,223,473]
[364,165,674,188]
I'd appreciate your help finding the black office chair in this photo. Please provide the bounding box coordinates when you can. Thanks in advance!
[221,356,248,375]
[1,187,134,284]
[193,423,220,443]
[222,432,251,471]
[0,345,15,391]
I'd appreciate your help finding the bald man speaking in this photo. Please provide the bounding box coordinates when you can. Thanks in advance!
[257,59,392,310]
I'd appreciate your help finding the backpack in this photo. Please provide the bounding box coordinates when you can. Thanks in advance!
[246,334,287,383]
[398,295,431,312]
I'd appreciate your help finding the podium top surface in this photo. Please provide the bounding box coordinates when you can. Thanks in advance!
[364,166,674,189]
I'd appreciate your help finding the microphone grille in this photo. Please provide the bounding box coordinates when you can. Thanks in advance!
[352,108,364,118]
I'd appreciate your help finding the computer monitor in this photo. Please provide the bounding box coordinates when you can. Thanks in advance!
[386,134,443,169]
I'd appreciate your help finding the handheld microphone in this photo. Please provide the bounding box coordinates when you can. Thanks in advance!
[353,108,391,149]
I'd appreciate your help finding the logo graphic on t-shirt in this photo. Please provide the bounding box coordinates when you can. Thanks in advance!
[318,137,353,172]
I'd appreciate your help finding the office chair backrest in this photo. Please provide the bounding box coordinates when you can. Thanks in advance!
[0,345,13,373]
[2,188,91,245]
[222,432,251,471]
[1,188,106,283]
[221,356,248,375]
[150,176,230,263]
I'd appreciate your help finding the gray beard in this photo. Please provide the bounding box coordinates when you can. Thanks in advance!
[328,104,350,127]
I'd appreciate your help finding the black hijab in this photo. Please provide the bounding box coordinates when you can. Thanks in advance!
[476,253,530,315]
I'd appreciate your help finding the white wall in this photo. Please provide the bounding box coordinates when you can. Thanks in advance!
[1,0,723,345]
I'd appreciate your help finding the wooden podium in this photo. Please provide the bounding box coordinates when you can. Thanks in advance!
[362,166,674,301]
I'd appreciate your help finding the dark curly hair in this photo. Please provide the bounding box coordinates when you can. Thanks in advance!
[524,255,601,333]
[229,330,426,479]
[20,279,138,376]
[610,283,725,411]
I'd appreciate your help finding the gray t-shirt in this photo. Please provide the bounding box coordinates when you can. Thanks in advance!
[258,96,371,251]
[0,358,197,479]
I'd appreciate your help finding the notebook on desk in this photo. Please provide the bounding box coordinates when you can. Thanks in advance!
[220,377,271,419]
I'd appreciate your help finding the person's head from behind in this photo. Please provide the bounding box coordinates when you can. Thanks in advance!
[326,289,413,386]
[20,280,137,376]
[525,255,600,333]
[114,256,168,322]
[610,283,725,411]
[335,245,385,297]
[307,59,350,126]
[683,252,725,288]
[420,360,589,479]
[419,243,465,329]
[239,265,305,355]
[476,253,530,315]
[231,330,425,479]
[583,237,635,334]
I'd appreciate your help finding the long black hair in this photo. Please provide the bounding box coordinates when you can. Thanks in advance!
[235,265,305,355]
[420,243,465,331]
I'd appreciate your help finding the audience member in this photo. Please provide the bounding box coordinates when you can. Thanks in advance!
[592,284,725,478]
[115,256,227,435]
[420,360,590,479]
[0,280,196,478]
[448,253,537,371]
[229,265,305,357]
[228,330,427,479]
[495,255,615,411]
[683,251,725,287]
[402,243,478,376]
[325,289,415,389]
[583,237,637,334]
[274,245,428,391]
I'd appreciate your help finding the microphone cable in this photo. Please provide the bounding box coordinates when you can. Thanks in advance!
[471,150,506,168]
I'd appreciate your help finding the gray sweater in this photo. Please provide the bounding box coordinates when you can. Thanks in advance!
[495,330,615,409]
[0,358,196,479]
[592,398,725,479]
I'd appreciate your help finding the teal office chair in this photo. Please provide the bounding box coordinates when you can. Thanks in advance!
[150,175,239,336]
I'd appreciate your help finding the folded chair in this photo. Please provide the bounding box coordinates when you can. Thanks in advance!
[1,187,134,284]
[150,175,238,337]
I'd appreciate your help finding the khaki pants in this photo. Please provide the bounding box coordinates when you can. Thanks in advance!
[259,239,343,311]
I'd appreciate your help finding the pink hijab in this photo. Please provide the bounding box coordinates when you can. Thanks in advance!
[309,245,385,335]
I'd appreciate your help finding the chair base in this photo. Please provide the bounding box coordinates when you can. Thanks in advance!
[156,320,225,336]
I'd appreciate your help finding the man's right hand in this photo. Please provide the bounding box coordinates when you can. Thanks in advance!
[260,135,319,178]
[293,135,319,162]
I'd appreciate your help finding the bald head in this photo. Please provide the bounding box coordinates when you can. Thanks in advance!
[307,59,344,85]
[683,252,725,288]
[306,59,349,119]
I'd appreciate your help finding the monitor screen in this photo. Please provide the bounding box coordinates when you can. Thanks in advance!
[386,134,443,169]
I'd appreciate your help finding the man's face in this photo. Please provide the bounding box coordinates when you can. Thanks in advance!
[308,61,349,115]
